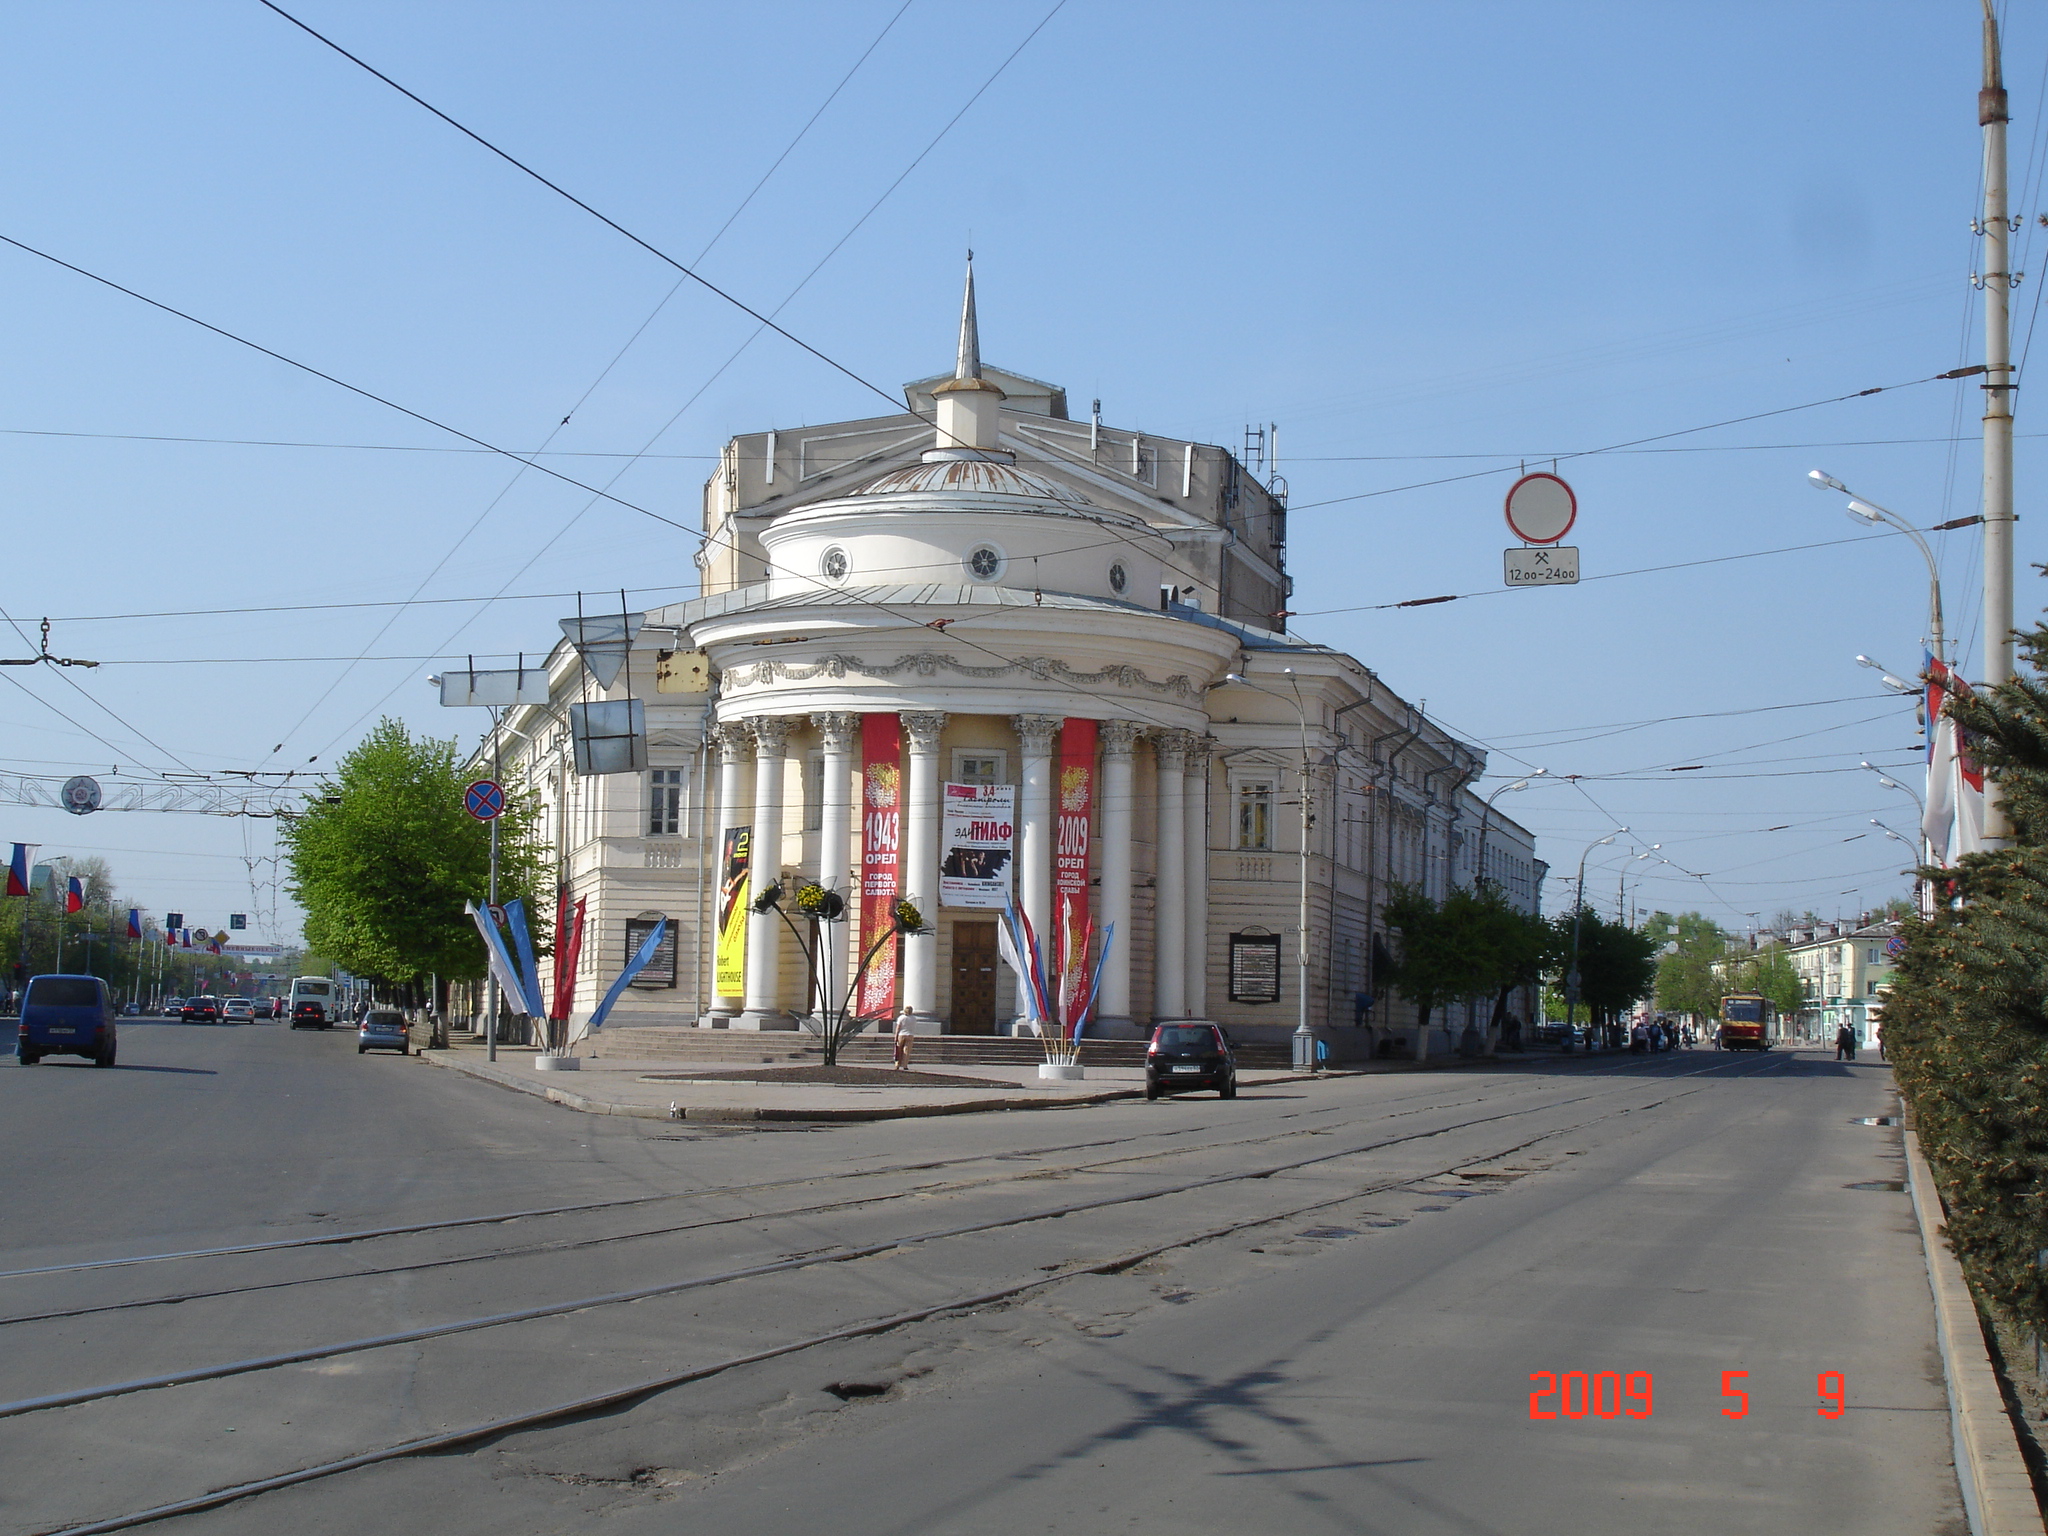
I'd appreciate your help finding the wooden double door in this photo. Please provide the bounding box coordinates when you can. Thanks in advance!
[949,921,998,1034]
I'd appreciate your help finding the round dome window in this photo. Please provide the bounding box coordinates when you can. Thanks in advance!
[966,545,1005,582]
[820,546,849,581]
[1108,561,1128,595]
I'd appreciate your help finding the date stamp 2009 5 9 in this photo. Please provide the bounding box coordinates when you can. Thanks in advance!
[1528,1370,1847,1421]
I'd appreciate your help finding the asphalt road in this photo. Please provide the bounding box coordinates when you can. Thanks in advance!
[0,1022,1960,1536]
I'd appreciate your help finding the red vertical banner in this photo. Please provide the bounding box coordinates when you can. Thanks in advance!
[857,713,903,1018]
[1054,718,1097,1026]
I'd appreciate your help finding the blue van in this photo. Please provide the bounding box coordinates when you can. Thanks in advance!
[16,974,117,1067]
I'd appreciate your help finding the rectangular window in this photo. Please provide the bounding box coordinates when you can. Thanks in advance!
[805,755,826,833]
[953,751,1004,786]
[1236,781,1273,851]
[648,768,684,836]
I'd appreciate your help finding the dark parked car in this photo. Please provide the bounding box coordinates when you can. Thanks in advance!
[181,996,220,1025]
[1145,1022,1237,1100]
[16,974,117,1066]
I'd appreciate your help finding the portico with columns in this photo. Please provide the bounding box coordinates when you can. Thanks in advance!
[470,266,1542,1058]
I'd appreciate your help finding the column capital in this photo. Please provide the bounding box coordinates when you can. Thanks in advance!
[711,720,753,764]
[746,715,792,758]
[1099,718,1143,759]
[1182,734,1217,772]
[901,711,949,752]
[1150,727,1197,771]
[1010,713,1063,750]
[809,711,861,753]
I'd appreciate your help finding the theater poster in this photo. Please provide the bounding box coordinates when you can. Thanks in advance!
[714,826,750,997]
[939,782,1015,909]
[857,714,902,1017]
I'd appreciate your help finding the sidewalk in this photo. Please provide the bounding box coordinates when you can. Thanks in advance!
[415,1040,1309,1121]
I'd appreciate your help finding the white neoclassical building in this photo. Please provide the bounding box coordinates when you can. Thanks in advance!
[468,271,1542,1059]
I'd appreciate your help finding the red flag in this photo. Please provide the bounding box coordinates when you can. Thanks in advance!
[549,892,587,1022]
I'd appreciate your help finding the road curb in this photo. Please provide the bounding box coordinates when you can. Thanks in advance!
[1902,1120,2046,1536]
[415,1048,1159,1120]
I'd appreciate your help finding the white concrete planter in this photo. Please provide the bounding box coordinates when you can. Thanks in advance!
[534,1055,582,1072]
[1037,1062,1085,1082]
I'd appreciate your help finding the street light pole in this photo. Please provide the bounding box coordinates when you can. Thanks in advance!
[1566,829,1627,1049]
[1981,0,2017,802]
[1807,473,1947,666]
[1225,667,1321,1071]
[1474,771,1544,893]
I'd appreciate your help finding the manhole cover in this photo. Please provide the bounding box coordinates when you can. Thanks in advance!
[1846,1180,1906,1192]
[1297,1227,1361,1240]
[1849,1117,1897,1126]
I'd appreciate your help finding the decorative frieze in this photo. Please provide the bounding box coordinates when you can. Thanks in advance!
[720,650,1201,701]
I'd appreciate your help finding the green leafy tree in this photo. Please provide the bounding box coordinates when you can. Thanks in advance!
[1383,882,1552,1038]
[1552,905,1660,1031]
[282,719,548,996]
[1647,910,1730,1021]
[1730,945,1803,1018]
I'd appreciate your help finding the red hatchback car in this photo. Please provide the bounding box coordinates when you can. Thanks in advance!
[1145,1023,1237,1100]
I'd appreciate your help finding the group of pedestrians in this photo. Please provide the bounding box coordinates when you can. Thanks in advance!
[1628,1016,1686,1053]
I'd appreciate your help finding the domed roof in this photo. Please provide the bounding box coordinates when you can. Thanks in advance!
[850,456,1092,506]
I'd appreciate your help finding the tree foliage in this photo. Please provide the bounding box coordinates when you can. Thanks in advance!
[1381,882,1552,1031]
[1881,609,2048,1334]
[1552,904,1660,1025]
[281,719,548,987]
[1647,910,1729,1018]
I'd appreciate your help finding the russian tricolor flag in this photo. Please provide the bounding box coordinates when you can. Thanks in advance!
[65,876,83,914]
[181,929,192,949]
[127,908,142,939]
[6,844,35,899]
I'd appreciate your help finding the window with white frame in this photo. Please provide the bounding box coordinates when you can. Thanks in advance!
[952,750,1005,786]
[1236,779,1274,851]
[648,768,685,836]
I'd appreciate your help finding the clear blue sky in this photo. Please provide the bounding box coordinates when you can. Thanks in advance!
[0,0,2036,940]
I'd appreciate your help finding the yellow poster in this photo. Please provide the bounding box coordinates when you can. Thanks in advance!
[715,826,750,996]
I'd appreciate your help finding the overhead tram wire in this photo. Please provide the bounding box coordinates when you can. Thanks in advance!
[1282,368,1977,516]
[0,241,1247,747]
[255,1,919,767]
[256,0,1067,426]
[281,2,1070,761]
[0,602,196,774]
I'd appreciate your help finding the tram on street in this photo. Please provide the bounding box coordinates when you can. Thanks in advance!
[1718,992,1773,1051]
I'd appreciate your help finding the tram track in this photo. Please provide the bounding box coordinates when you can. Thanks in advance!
[0,1052,1767,1334]
[20,1050,1796,1536]
[0,1053,1725,1330]
[6,1050,1782,1424]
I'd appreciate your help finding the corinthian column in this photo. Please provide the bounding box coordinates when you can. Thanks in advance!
[1096,720,1141,1030]
[1152,729,1194,1019]
[811,711,860,1022]
[1184,736,1214,1017]
[900,710,948,1026]
[706,721,752,1026]
[1013,714,1062,949]
[738,715,792,1030]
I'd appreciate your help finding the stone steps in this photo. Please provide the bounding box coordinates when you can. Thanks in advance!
[593,1025,1292,1070]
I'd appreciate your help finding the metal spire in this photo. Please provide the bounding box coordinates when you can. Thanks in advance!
[955,250,980,381]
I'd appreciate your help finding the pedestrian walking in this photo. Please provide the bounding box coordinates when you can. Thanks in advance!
[1835,1022,1857,1062]
[1630,1019,1649,1054]
[893,1006,916,1072]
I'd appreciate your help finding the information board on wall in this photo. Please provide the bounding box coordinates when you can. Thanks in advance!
[625,916,678,989]
[1229,931,1282,1004]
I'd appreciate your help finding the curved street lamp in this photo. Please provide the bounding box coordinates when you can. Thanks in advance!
[1809,471,1948,666]
[1566,828,1628,1049]
[1474,769,1546,894]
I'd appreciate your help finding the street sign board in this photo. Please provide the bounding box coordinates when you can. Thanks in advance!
[464,779,506,821]
[1505,472,1577,545]
[1504,546,1580,587]
[439,666,549,708]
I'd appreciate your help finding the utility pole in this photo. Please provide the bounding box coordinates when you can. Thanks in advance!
[1981,0,2017,842]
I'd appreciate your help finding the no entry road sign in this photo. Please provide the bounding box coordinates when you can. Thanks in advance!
[464,779,506,822]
